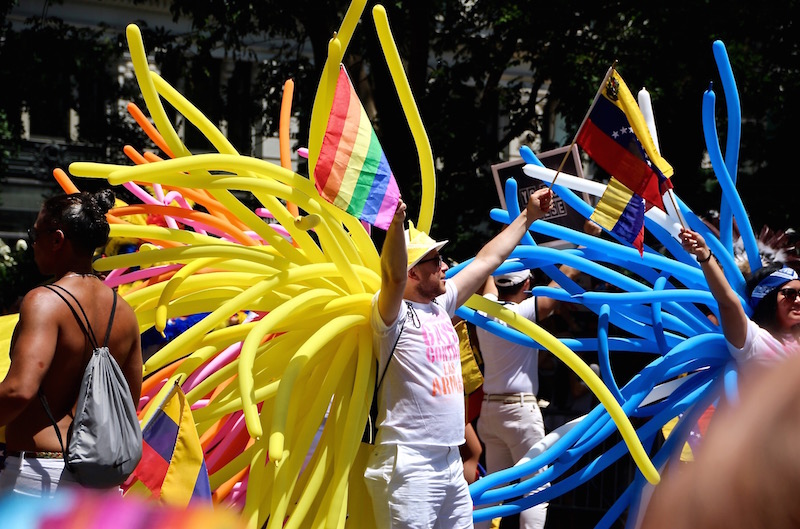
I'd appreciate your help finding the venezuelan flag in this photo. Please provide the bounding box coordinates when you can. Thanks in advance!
[314,65,400,230]
[129,382,211,506]
[591,177,646,256]
[577,70,673,211]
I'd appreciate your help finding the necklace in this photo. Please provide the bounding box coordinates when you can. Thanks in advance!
[63,272,97,279]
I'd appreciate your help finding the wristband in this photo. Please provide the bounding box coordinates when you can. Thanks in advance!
[697,250,713,263]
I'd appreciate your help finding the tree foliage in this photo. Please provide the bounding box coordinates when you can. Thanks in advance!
[4,0,800,259]
[161,0,800,258]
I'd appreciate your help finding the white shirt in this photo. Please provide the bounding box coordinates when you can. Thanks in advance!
[476,292,540,395]
[371,280,465,446]
[728,319,800,367]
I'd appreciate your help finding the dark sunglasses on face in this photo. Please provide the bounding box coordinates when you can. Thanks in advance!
[417,254,443,267]
[27,227,55,243]
[779,288,800,302]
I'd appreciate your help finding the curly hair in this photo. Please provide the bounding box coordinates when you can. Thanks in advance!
[39,190,115,254]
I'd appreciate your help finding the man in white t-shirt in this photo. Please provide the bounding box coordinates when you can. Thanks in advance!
[475,266,578,529]
[365,189,554,529]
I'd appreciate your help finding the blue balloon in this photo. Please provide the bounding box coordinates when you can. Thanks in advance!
[467,41,763,529]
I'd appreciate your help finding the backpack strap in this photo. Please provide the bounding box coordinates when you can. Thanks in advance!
[376,316,404,392]
[36,283,118,468]
[37,387,70,469]
[376,303,410,392]
[44,284,117,349]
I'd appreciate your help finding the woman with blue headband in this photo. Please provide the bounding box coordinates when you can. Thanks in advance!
[680,228,800,367]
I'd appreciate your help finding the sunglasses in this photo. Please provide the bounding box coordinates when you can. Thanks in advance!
[417,254,443,267]
[779,288,800,302]
[26,227,56,243]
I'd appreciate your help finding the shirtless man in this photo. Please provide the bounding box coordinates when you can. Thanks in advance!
[0,190,142,496]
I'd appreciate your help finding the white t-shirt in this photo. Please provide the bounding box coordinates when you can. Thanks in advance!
[728,319,800,367]
[371,280,465,447]
[475,293,540,395]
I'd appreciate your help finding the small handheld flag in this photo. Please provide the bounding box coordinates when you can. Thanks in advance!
[591,177,646,255]
[129,381,211,506]
[314,65,400,230]
[577,69,673,211]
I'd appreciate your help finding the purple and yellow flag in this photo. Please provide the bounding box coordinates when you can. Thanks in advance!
[314,65,400,230]
[129,382,211,506]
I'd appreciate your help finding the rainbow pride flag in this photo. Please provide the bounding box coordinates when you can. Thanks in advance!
[314,65,400,230]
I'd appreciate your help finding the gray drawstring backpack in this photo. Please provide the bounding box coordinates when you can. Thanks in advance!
[39,284,142,488]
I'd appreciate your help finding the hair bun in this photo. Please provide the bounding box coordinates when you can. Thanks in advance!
[93,189,116,215]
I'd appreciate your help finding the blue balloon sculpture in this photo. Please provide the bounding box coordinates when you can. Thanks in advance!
[453,40,760,528]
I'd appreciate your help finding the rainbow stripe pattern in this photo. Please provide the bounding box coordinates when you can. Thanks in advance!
[314,65,400,230]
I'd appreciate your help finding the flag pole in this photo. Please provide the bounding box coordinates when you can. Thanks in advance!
[549,61,617,190]
[666,188,687,230]
[140,378,181,430]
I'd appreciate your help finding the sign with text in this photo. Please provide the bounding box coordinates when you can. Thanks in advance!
[491,145,592,248]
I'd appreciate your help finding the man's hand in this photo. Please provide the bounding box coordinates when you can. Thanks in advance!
[527,188,554,220]
[392,198,407,226]
[583,219,602,237]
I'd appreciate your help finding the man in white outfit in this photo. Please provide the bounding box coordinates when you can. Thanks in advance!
[475,265,579,529]
[365,189,553,529]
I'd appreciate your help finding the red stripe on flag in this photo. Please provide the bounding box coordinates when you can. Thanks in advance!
[315,69,354,194]
[132,440,171,497]
[322,89,361,200]
[578,120,665,209]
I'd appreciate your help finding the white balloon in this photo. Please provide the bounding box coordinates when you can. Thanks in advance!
[522,164,683,237]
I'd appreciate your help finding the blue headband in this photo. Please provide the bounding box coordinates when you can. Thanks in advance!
[749,267,799,309]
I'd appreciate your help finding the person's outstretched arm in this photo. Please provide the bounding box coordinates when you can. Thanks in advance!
[377,199,408,326]
[452,188,553,308]
[536,264,581,320]
[680,227,748,348]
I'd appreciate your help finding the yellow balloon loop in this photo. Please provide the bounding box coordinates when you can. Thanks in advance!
[466,294,661,485]
[373,5,437,233]
[238,289,341,438]
[155,257,225,333]
[268,315,367,461]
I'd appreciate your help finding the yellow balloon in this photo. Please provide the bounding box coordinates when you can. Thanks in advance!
[467,294,661,485]
[372,5,437,233]
[308,36,343,177]
[126,25,190,158]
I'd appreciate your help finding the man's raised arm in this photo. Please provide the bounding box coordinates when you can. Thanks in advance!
[453,188,553,307]
[377,199,408,326]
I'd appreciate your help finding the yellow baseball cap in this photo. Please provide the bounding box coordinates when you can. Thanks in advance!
[405,221,448,270]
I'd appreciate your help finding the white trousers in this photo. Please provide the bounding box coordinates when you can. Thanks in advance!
[365,443,474,529]
[476,400,548,529]
[0,456,77,497]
